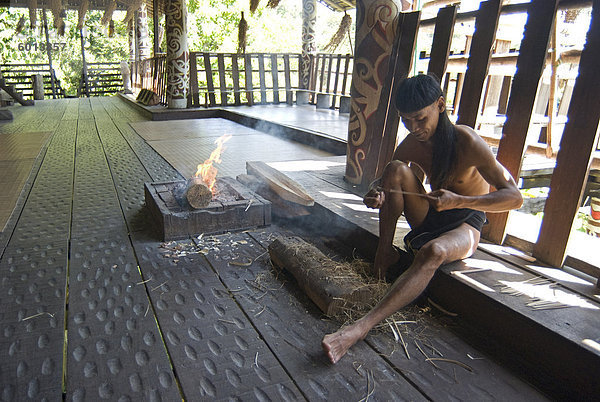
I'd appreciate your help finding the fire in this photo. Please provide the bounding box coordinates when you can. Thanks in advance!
[194,134,232,194]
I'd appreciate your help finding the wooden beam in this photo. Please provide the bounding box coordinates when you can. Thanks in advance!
[331,54,341,108]
[497,75,511,115]
[318,54,326,93]
[534,0,600,267]
[271,54,279,104]
[427,5,456,81]
[326,53,333,93]
[189,53,199,107]
[418,0,592,28]
[456,0,502,128]
[283,54,293,105]
[258,54,267,104]
[377,11,420,176]
[244,54,254,106]
[217,53,227,106]
[246,161,314,206]
[341,54,351,95]
[232,55,241,105]
[483,0,559,244]
[203,53,216,106]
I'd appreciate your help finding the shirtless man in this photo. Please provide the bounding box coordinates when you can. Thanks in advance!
[322,74,523,364]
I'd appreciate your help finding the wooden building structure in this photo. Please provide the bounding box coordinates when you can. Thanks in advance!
[0,0,599,400]
[1,0,598,303]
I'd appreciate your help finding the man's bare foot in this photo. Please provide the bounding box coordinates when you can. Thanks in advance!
[371,246,400,279]
[322,323,368,364]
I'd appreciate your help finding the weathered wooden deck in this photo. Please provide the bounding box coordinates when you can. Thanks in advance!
[0,97,597,400]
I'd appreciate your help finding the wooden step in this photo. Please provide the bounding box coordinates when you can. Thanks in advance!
[0,83,34,106]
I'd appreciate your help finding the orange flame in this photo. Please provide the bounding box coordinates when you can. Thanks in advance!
[194,134,232,194]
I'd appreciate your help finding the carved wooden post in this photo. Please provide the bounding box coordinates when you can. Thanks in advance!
[128,20,136,63]
[165,0,189,109]
[344,0,404,186]
[300,0,316,90]
[136,3,151,61]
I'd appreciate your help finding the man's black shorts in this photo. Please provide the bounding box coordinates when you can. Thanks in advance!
[404,207,487,253]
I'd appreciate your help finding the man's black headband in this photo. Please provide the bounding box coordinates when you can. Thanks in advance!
[395,74,443,114]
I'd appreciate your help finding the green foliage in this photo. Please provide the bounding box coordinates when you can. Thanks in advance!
[1,1,355,96]
[1,7,128,95]
[186,0,355,54]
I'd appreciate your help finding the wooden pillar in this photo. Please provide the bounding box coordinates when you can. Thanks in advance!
[80,28,89,97]
[136,4,152,61]
[165,0,189,109]
[344,0,408,187]
[483,0,559,244]
[42,9,56,99]
[153,0,161,56]
[455,0,502,128]
[427,5,456,81]
[300,0,316,90]
[534,0,600,267]
[128,20,136,63]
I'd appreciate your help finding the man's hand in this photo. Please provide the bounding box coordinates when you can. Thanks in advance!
[363,188,385,209]
[427,189,461,211]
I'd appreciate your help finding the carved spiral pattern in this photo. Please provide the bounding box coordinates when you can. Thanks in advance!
[300,0,316,89]
[165,0,189,107]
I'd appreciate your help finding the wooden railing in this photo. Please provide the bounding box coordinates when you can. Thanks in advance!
[132,52,353,109]
[79,62,123,97]
[0,63,64,99]
[309,53,353,108]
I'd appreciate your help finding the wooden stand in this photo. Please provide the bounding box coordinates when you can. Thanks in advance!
[246,161,314,206]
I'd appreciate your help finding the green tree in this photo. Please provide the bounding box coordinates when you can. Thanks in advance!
[0,7,128,95]
[1,1,355,96]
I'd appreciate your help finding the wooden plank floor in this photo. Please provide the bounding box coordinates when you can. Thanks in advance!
[0,96,562,400]
[221,104,350,142]
[0,102,57,232]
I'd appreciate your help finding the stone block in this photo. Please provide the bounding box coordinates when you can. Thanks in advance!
[316,93,331,109]
[296,90,310,105]
[0,108,13,121]
[339,96,351,114]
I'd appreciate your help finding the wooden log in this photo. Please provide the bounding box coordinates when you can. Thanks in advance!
[186,177,212,209]
[246,161,314,206]
[268,235,375,316]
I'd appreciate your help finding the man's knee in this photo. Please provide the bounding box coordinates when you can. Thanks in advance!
[382,160,412,182]
[415,240,448,268]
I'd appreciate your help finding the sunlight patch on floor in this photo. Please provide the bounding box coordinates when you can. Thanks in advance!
[319,191,363,201]
[463,258,523,275]
[268,159,345,172]
[498,280,599,310]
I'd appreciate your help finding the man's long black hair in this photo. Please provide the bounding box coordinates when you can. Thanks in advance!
[395,74,457,189]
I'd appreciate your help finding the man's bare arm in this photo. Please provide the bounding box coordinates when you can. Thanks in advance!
[429,128,523,212]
